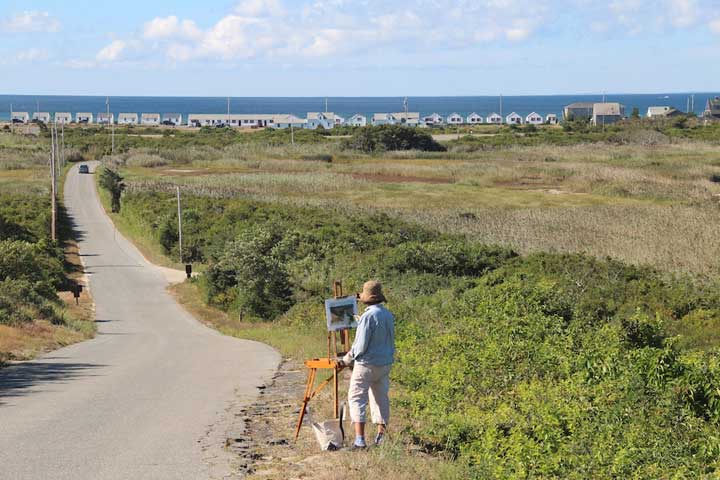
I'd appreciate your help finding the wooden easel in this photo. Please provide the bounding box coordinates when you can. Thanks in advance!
[294,281,352,441]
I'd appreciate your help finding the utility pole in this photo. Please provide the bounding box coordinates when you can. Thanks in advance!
[9,103,13,134]
[325,97,328,113]
[176,186,183,263]
[691,94,695,114]
[50,123,57,242]
[290,124,295,144]
[60,121,65,168]
[106,96,114,154]
[499,94,503,123]
[227,96,230,126]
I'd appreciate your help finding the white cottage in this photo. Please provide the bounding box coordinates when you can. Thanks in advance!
[546,114,559,125]
[333,114,345,126]
[446,113,464,125]
[11,112,29,123]
[525,112,543,125]
[162,113,183,126]
[55,113,72,124]
[392,112,420,127]
[271,114,306,129]
[306,112,336,129]
[32,112,51,123]
[76,113,93,124]
[118,113,138,125]
[422,113,444,126]
[141,113,161,126]
[486,113,502,124]
[372,113,395,126]
[506,112,523,125]
[348,114,367,127]
[97,112,114,124]
[466,113,484,124]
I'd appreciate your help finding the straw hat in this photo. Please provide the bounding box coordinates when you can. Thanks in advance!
[359,280,386,304]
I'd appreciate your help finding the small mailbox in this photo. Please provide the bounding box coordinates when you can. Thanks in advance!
[185,264,192,279]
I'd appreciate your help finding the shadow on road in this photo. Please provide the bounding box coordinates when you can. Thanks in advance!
[0,361,104,404]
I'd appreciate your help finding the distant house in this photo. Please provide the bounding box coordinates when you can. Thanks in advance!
[141,113,161,126]
[506,112,523,125]
[592,103,625,126]
[348,114,367,127]
[271,114,306,129]
[704,97,720,119]
[306,112,336,129]
[32,112,51,124]
[97,112,114,124]
[162,113,183,126]
[333,114,345,126]
[422,113,444,126]
[446,113,464,125]
[392,112,420,127]
[563,102,594,121]
[11,112,29,123]
[546,114,559,125]
[55,113,72,124]
[118,113,138,125]
[647,106,683,118]
[372,113,394,126]
[525,112,543,125]
[466,113,483,124]
[486,113,503,124]
[76,112,93,124]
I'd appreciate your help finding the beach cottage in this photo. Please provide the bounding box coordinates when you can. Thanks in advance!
[525,112,543,125]
[55,113,72,124]
[372,113,394,126]
[466,113,483,124]
[162,113,183,126]
[546,114,559,125]
[563,102,594,121]
[647,106,682,118]
[118,113,138,125]
[141,113,161,126]
[271,114,305,129]
[705,97,720,119]
[348,114,367,127]
[32,112,51,124]
[76,113,93,124]
[486,113,502,124]
[306,112,336,129]
[592,103,624,126]
[506,112,523,125]
[392,112,420,127]
[11,112,29,123]
[446,113,464,125]
[333,114,345,126]
[422,113,444,126]
[97,112,114,124]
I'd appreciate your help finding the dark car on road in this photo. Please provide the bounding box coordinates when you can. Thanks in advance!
[79,164,90,174]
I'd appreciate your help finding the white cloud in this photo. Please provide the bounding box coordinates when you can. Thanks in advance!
[1,11,61,33]
[234,0,285,17]
[16,48,49,62]
[143,16,203,40]
[710,18,720,34]
[96,40,126,62]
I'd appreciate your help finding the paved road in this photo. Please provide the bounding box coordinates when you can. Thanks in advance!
[0,162,280,479]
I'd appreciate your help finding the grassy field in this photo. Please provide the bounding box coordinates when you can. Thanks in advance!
[0,131,96,365]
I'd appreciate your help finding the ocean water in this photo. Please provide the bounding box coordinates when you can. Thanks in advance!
[0,93,715,122]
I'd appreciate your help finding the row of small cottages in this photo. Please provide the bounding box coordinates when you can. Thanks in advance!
[9,112,183,126]
[9,110,560,129]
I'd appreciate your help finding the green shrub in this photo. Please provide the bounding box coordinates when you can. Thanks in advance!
[344,125,446,153]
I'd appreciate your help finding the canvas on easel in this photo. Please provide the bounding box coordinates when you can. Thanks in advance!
[325,296,358,332]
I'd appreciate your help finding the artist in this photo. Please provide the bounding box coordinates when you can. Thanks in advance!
[338,280,395,449]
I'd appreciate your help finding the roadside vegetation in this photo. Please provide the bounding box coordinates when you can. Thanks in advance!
[0,131,95,365]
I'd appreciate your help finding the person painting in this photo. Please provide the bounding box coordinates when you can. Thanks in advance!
[338,280,395,449]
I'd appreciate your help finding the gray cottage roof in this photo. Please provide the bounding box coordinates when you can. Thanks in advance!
[593,103,623,116]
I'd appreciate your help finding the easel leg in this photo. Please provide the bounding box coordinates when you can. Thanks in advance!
[333,367,339,419]
[294,368,317,441]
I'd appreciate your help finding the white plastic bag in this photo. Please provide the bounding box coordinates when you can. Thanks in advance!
[311,403,346,451]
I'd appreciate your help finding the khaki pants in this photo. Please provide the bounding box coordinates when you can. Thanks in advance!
[348,363,392,425]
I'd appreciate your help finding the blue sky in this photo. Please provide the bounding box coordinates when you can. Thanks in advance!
[0,0,719,96]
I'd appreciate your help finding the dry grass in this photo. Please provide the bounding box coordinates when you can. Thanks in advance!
[120,140,720,277]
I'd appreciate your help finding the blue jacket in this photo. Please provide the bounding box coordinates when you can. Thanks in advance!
[346,304,395,366]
